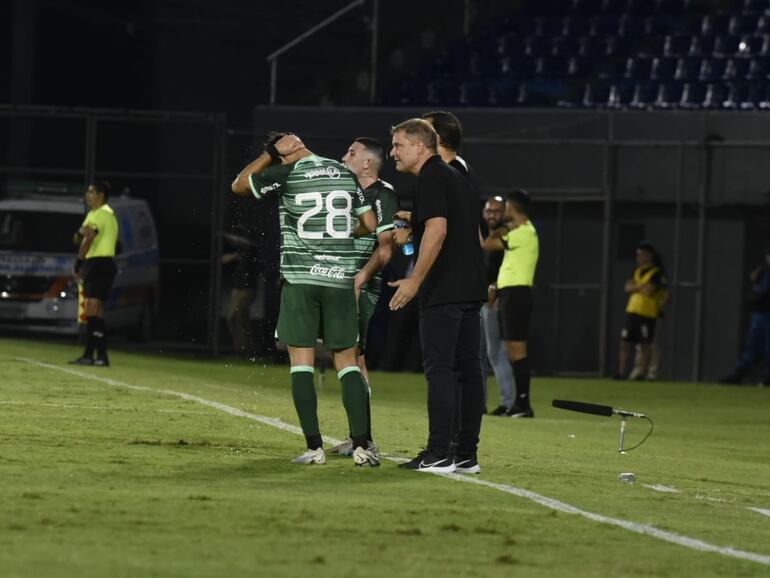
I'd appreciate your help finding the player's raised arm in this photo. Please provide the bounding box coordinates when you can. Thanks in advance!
[231,133,305,196]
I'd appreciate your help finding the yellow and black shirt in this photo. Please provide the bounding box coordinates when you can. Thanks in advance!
[626,265,667,319]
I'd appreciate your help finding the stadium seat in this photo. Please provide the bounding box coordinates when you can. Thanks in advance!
[702,14,732,36]
[664,34,692,56]
[606,82,635,107]
[567,56,594,76]
[459,79,490,106]
[624,56,654,78]
[699,57,728,80]
[702,82,729,108]
[675,57,702,81]
[758,84,770,108]
[746,57,770,79]
[551,35,581,56]
[741,82,765,108]
[536,15,568,37]
[525,35,550,56]
[723,57,751,79]
[579,36,610,58]
[722,82,750,108]
[502,55,538,77]
[690,35,716,56]
[714,35,741,55]
[651,56,678,79]
[679,82,707,108]
[629,82,658,107]
[653,82,684,107]
[488,78,521,106]
[498,34,527,59]
[657,0,690,14]
[574,0,605,14]
[582,82,611,106]
[618,14,646,37]
[537,56,570,76]
[626,0,656,15]
[591,15,619,36]
[738,34,768,55]
[729,14,759,36]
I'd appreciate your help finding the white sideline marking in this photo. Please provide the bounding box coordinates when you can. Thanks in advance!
[749,507,770,518]
[18,357,770,567]
[643,484,681,494]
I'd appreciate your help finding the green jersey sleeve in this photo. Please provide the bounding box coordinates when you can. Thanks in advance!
[350,177,372,217]
[374,182,399,235]
[248,163,292,200]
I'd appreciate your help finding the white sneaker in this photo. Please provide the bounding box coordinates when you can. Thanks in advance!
[291,447,326,465]
[327,438,354,456]
[352,446,380,467]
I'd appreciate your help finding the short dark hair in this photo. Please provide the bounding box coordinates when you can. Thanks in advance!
[506,189,531,215]
[391,118,438,152]
[354,137,385,172]
[90,180,111,201]
[422,110,462,152]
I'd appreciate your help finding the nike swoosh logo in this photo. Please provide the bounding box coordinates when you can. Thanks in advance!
[419,460,447,468]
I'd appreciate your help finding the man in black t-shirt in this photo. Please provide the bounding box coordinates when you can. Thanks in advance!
[389,118,486,474]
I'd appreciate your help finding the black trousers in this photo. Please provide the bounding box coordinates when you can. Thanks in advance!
[419,301,484,457]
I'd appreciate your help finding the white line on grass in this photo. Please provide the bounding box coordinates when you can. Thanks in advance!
[749,507,770,518]
[18,357,770,568]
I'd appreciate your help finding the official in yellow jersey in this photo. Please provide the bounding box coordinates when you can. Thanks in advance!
[483,190,539,418]
[70,181,119,367]
[615,242,666,380]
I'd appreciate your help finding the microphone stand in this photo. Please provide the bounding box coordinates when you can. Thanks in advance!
[618,415,627,454]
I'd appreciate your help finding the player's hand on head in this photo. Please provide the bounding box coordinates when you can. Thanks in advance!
[275,134,304,157]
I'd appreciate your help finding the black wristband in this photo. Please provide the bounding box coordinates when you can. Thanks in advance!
[265,143,282,164]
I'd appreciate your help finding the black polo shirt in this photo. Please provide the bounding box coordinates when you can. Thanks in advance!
[412,155,486,308]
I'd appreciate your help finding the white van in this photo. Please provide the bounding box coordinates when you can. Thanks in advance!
[0,192,159,340]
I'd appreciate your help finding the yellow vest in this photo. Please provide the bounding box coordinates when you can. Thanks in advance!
[626,265,662,319]
[82,204,118,259]
[497,220,539,288]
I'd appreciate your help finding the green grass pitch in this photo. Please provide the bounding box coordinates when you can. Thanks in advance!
[1,336,769,578]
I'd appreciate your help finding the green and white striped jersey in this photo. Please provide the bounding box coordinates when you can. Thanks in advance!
[248,155,372,288]
[354,179,400,299]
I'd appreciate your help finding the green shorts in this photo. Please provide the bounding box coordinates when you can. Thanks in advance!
[358,289,379,352]
[277,283,359,350]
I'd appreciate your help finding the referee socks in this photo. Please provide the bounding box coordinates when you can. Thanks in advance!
[511,357,531,409]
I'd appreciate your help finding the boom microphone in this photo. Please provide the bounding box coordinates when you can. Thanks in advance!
[552,399,646,419]
[552,399,613,416]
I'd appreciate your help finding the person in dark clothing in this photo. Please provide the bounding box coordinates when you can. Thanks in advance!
[388,118,486,474]
[719,243,770,386]
[480,196,517,414]
[222,225,259,356]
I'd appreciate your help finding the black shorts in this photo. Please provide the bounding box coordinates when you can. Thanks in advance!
[498,285,532,341]
[82,257,117,301]
[621,313,656,344]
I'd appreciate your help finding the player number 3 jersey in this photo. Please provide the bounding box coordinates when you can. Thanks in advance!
[248,155,371,289]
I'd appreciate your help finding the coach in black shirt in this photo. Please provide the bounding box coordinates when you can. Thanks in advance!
[389,118,486,473]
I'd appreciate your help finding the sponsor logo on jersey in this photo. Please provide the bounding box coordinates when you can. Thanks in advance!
[260,182,281,195]
[313,254,341,262]
[375,198,383,224]
[303,166,341,180]
[309,264,346,279]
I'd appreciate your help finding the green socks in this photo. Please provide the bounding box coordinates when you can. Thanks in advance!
[290,366,321,449]
[338,367,369,447]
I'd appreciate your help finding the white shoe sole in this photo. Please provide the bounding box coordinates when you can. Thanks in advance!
[454,465,481,474]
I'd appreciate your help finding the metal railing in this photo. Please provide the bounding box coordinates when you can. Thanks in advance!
[266,0,377,105]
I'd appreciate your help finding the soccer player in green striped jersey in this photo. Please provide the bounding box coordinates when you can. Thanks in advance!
[327,137,399,456]
[231,133,380,467]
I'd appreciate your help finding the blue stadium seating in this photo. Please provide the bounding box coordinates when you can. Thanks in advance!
[385,0,770,109]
